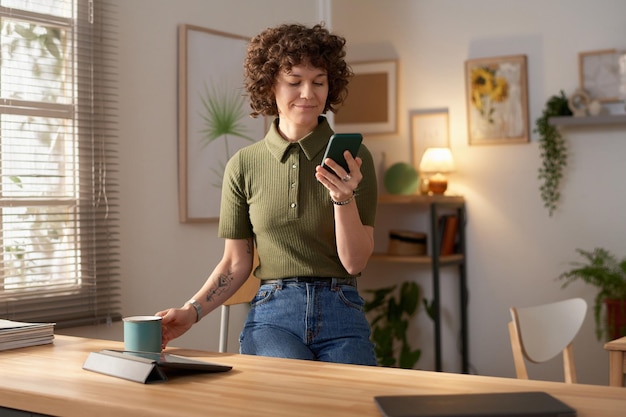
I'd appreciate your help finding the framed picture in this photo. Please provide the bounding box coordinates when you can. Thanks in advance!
[465,54,529,145]
[409,108,449,170]
[579,49,623,102]
[334,60,397,135]
[177,24,265,223]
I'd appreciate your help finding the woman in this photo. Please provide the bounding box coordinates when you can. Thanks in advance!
[157,23,378,365]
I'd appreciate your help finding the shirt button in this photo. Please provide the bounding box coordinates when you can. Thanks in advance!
[291,164,297,169]
[291,182,296,188]
[290,203,296,208]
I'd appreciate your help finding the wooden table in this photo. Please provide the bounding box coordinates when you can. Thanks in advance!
[604,336,626,387]
[1,335,626,417]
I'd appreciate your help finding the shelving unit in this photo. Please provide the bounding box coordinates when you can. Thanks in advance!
[370,194,468,373]
[549,114,626,127]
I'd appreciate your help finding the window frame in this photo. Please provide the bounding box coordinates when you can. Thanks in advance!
[0,0,120,328]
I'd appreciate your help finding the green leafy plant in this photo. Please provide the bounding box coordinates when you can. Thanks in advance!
[364,282,422,368]
[198,81,256,187]
[559,248,626,340]
[534,91,572,216]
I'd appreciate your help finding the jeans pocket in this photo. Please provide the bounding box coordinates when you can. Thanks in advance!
[250,285,275,308]
[336,286,365,311]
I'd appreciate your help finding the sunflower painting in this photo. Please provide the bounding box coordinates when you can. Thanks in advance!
[465,55,529,145]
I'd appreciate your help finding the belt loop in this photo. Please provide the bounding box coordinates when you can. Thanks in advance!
[275,278,284,289]
[331,277,339,290]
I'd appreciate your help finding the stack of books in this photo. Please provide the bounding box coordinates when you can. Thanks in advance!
[0,319,55,351]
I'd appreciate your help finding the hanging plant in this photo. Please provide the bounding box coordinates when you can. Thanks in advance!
[533,91,572,216]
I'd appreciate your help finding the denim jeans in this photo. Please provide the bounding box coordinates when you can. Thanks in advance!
[239,278,377,366]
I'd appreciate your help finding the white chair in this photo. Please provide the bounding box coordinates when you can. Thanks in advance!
[218,254,259,353]
[508,297,587,383]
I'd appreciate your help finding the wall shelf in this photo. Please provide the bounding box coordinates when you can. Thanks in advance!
[549,114,626,127]
[378,193,465,205]
[370,253,464,265]
[369,194,468,373]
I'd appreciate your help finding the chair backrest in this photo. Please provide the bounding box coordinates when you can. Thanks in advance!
[223,271,260,307]
[218,253,260,353]
[508,297,587,383]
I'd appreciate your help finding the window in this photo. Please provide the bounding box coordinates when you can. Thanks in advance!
[0,0,120,327]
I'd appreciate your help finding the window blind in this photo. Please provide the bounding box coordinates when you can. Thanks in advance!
[0,0,120,328]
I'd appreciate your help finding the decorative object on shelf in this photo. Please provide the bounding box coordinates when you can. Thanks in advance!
[387,230,427,256]
[465,54,530,145]
[567,88,590,117]
[534,90,572,216]
[588,99,604,116]
[364,282,423,368]
[419,147,455,195]
[559,247,626,341]
[335,60,398,134]
[384,162,419,195]
[409,108,450,172]
[579,49,624,103]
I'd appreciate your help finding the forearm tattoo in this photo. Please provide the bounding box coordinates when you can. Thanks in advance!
[205,270,234,302]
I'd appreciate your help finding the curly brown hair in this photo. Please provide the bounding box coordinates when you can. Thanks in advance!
[244,23,352,117]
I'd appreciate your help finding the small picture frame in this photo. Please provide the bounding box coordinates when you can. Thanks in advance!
[409,108,449,171]
[334,60,398,135]
[465,54,529,145]
[579,49,623,102]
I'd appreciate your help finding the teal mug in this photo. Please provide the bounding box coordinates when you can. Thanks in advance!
[123,315,162,353]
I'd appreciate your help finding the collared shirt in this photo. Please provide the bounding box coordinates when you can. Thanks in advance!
[218,117,377,279]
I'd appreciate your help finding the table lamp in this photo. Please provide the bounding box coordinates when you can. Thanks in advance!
[419,147,455,194]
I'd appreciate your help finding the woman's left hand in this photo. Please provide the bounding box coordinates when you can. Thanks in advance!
[315,150,362,202]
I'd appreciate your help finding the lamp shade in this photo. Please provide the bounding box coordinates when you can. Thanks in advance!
[419,147,455,173]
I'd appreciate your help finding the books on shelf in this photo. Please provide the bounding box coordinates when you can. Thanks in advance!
[0,319,55,351]
[437,214,459,256]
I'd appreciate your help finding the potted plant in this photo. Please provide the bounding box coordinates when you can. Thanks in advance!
[364,281,422,368]
[559,247,626,341]
[534,91,572,216]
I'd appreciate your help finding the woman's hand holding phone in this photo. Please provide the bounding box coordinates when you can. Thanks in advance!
[316,133,363,204]
[320,133,363,177]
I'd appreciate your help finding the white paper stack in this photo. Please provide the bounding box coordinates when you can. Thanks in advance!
[0,319,55,351]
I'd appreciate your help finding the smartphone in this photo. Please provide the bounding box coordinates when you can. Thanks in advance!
[321,133,363,177]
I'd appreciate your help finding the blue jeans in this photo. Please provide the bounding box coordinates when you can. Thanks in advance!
[239,278,377,366]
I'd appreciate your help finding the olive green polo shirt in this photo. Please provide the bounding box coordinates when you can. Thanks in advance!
[218,117,378,279]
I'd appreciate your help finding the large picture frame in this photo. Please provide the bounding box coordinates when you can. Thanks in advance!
[177,24,264,223]
[409,108,449,171]
[579,49,623,103]
[465,54,529,145]
[334,60,397,135]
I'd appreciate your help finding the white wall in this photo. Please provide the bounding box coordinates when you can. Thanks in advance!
[60,0,325,351]
[331,0,626,385]
[61,0,626,386]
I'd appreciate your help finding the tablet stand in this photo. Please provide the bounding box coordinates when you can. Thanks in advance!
[83,350,167,383]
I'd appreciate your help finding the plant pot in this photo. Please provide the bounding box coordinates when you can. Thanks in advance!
[604,298,626,340]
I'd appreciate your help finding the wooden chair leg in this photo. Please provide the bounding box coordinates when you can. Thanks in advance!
[563,344,577,383]
[508,321,529,379]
